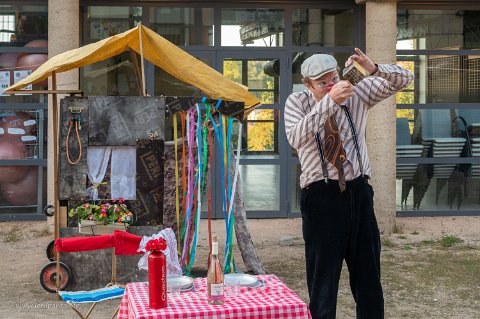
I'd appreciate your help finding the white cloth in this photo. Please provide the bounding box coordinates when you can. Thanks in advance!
[110,146,136,200]
[137,228,182,277]
[86,146,112,200]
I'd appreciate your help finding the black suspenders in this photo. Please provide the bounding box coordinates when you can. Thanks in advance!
[303,91,364,181]
[341,104,365,177]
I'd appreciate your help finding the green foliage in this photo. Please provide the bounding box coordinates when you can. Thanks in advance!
[396,60,415,106]
[246,109,275,152]
[439,235,464,248]
[223,59,277,152]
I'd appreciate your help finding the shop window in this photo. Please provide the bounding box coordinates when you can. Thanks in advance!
[150,7,213,46]
[397,9,480,50]
[396,107,480,212]
[292,8,354,47]
[82,6,141,44]
[0,5,47,47]
[240,164,280,211]
[244,109,278,154]
[224,58,279,104]
[0,109,46,215]
[80,51,143,97]
[0,14,15,42]
[221,8,284,47]
[396,54,480,104]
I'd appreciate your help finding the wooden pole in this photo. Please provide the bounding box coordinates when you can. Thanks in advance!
[138,23,147,96]
[52,71,61,291]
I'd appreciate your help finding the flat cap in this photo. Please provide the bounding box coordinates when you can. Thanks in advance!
[301,54,338,80]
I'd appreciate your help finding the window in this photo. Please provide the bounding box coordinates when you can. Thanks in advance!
[396,8,480,215]
[221,8,285,47]
[150,7,214,46]
[292,9,354,47]
[0,14,15,42]
[0,3,48,219]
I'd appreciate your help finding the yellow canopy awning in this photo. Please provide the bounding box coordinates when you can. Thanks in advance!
[5,24,261,116]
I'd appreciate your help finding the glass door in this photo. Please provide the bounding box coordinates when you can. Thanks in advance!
[215,51,289,218]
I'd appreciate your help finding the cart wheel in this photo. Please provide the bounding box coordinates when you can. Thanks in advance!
[43,205,54,217]
[46,240,56,261]
[39,262,71,293]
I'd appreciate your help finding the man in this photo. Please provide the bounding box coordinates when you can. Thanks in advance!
[284,48,414,319]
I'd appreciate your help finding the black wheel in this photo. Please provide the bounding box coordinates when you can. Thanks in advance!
[39,262,71,293]
[46,240,56,261]
[43,205,54,217]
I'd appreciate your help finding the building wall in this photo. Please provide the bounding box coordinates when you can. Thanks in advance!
[47,0,79,227]
[365,0,397,231]
[2,0,479,225]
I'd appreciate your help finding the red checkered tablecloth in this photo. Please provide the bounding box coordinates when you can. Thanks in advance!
[117,274,311,319]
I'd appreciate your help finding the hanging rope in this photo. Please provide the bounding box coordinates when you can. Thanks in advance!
[65,114,83,165]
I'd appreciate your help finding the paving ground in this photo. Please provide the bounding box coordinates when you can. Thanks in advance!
[0,217,479,319]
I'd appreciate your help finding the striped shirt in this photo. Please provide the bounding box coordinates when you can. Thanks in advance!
[285,64,414,189]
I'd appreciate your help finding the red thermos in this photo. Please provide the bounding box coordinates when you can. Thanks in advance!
[148,250,167,309]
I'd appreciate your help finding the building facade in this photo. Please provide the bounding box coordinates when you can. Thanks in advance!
[0,0,479,231]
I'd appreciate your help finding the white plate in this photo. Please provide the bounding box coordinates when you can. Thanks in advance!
[224,273,258,287]
[167,276,194,289]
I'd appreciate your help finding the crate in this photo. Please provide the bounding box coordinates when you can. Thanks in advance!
[78,220,127,235]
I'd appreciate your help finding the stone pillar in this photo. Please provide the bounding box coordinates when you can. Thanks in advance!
[364,0,397,233]
[47,0,79,227]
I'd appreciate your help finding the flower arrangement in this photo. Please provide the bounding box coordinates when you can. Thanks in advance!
[68,198,134,225]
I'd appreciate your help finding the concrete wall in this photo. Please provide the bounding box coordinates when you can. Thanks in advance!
[364,0,398,233]
[47,0,79,227]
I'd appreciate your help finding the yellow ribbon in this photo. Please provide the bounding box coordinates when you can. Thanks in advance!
[91,182,107,189]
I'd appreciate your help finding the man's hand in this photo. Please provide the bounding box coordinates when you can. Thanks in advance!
[345,47,377,75]
[328,80,354,105]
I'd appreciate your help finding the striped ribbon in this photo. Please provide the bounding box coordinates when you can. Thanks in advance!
[175,101,241,275]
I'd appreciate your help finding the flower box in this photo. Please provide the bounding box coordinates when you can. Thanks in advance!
[78,220,127,235]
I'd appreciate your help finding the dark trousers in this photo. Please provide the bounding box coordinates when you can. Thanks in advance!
[300,176,384,319]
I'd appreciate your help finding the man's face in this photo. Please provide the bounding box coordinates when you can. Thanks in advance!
[305,70,340,101]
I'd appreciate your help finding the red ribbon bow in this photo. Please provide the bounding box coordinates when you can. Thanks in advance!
[146,238,167,252]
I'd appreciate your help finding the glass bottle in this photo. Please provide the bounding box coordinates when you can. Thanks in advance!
[207,234,224,305]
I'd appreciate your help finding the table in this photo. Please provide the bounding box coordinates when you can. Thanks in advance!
[117,274,311,319]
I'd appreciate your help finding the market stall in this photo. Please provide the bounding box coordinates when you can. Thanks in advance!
[5,23,263,292]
